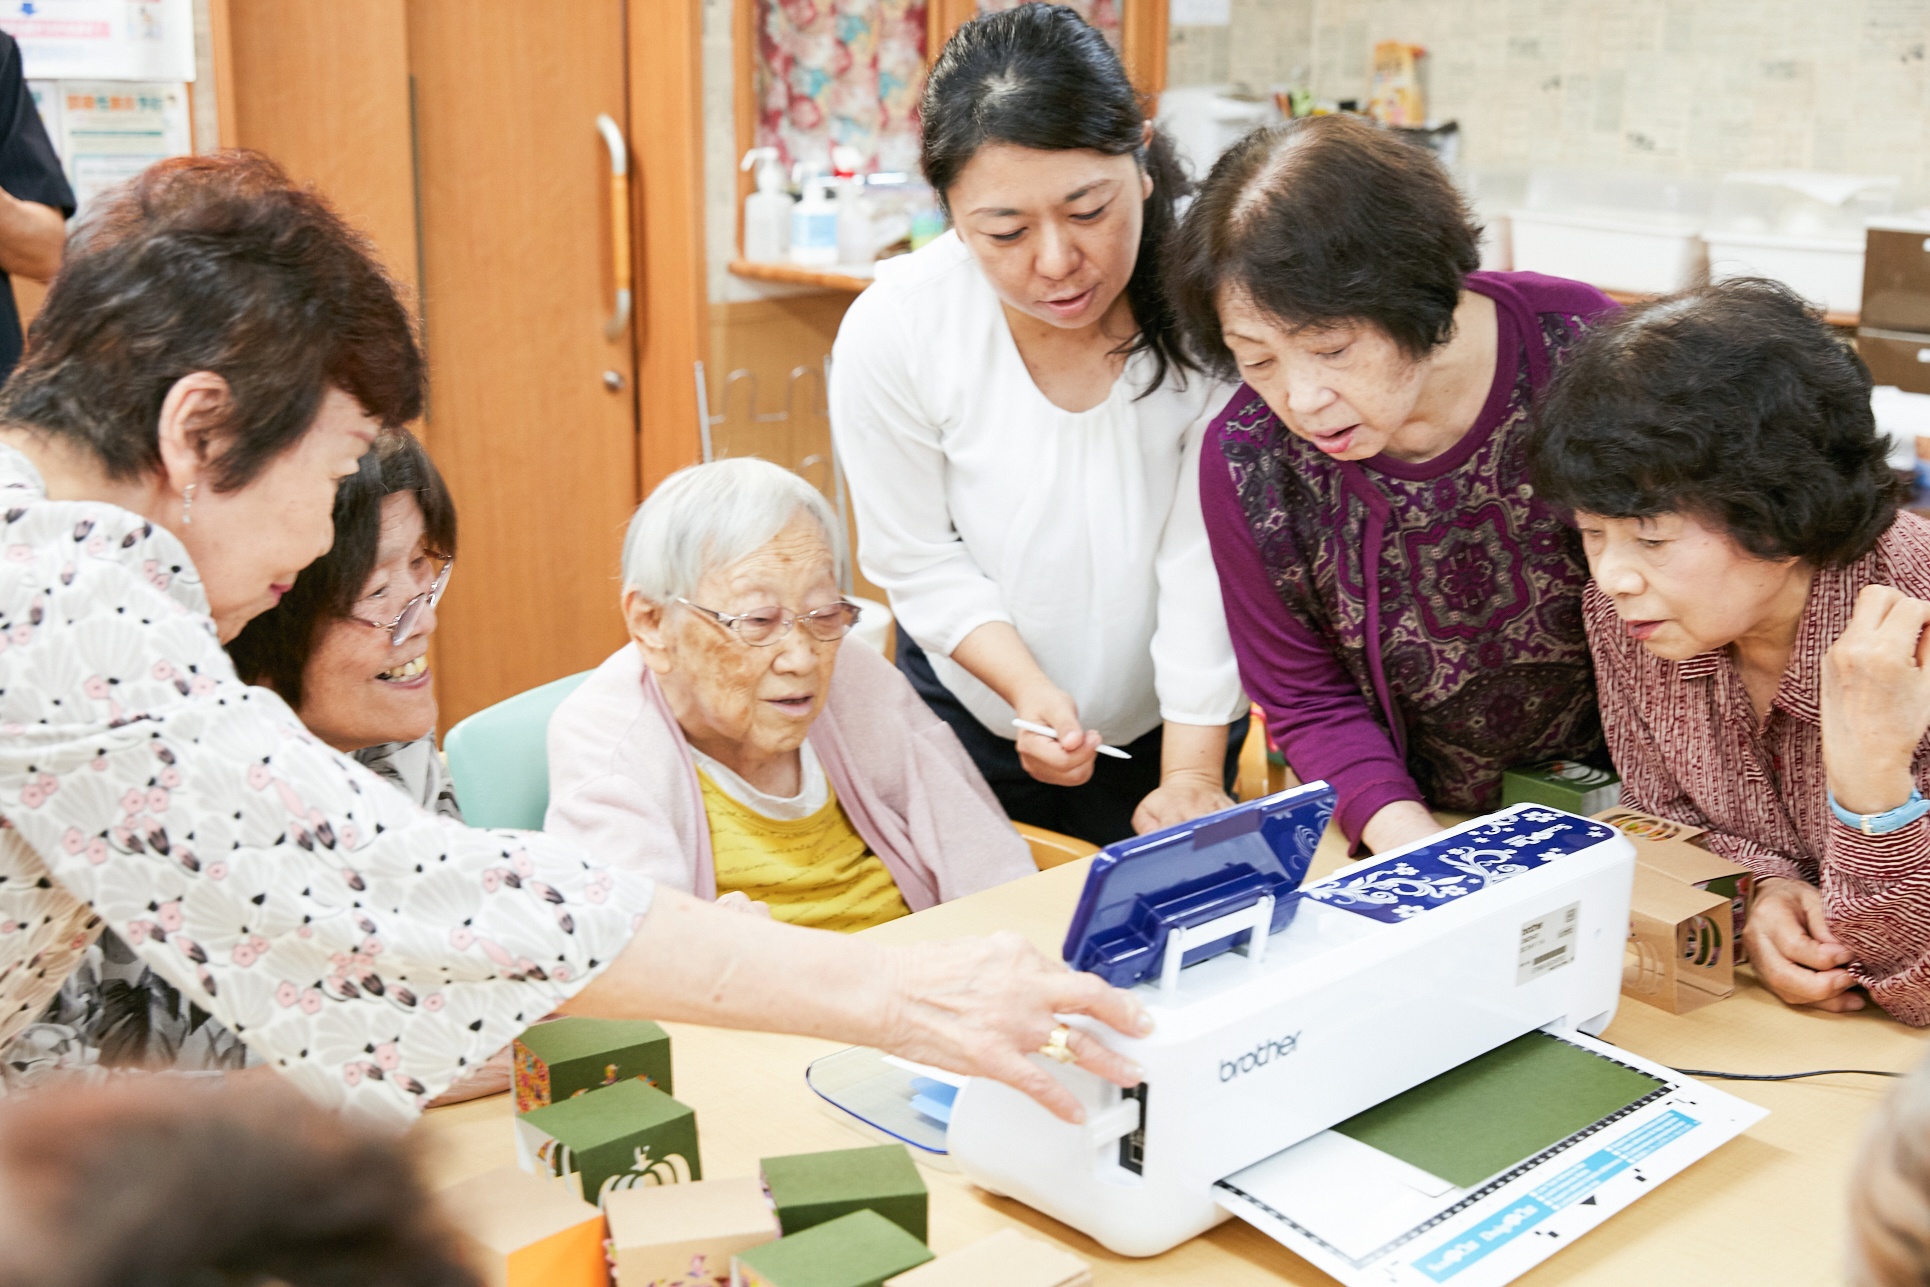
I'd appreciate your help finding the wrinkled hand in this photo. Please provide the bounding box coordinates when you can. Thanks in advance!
[1822,585,1930,816]
[1132,772,1232,835]
[714,890,773,918]
[876,931,1150,1123]
[1013,685,1101,787]
[1743,877,1864,1013]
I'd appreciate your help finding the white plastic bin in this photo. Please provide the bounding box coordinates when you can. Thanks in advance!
[1705,231,1863,315]
[1704,171,1897,315]
[1508,169,1713,295]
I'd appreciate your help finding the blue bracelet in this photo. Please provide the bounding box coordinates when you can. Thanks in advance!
[1828,787,1930,836]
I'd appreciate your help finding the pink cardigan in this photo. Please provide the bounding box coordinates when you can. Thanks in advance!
[543,641,1035,908]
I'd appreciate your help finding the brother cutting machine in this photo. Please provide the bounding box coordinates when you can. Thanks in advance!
[932,784,1765,1285]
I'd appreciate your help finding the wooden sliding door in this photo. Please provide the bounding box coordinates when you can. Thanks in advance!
[407,0,640,726]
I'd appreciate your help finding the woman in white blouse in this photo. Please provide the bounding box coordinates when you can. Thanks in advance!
[0,153,1144,1127]
[831,5,1247,845]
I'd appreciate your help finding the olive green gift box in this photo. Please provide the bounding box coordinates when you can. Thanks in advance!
[731,1209,933,1287]
[759,1144,927,1242]
[515,1077,700,1204]
[513,1015,673,1113]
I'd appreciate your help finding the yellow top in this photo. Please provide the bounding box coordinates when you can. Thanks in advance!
[698,770,911,932]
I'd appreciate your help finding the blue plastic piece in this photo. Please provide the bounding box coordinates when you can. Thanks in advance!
[1061,781,1337,988]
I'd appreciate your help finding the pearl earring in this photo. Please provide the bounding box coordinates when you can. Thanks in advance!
[181,482,195,527]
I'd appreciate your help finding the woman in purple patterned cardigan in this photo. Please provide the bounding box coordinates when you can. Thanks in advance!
[1168,116,1619,854]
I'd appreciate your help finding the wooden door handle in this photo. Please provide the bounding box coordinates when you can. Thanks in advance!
[596,113,632,341]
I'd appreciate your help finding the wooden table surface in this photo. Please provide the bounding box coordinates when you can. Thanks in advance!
[414,827,1930,1284]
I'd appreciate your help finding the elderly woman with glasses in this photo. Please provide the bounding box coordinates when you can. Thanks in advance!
[546,458,1035,931]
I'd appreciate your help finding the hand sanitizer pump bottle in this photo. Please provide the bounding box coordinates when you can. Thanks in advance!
[831,145,874,268]
[789,162,838,268]
[739,147,791,263]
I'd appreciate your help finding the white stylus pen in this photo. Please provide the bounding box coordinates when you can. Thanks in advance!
[1011,717,1133,759]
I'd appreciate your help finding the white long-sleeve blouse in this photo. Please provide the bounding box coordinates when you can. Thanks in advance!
[829,232,1246,747]
[0,446,652,1126]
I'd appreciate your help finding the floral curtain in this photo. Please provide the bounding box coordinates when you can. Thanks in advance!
[974,0,1119,51]
[754,0,929,174]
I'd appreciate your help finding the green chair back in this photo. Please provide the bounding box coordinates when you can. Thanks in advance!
[443,671,593,830]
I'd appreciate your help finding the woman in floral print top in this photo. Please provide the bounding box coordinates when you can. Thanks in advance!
[0,154,1146,1128]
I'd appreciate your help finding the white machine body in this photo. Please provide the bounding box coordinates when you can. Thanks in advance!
[947,805,1636,1258]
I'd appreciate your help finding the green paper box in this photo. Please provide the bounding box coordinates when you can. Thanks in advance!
[516,1016,673,1112]
[607,1175,777,1285]
[760,1144,926,1242]
[1500,760,1621,817]
[517,1078,701,1204]
[731,1209,932,1287]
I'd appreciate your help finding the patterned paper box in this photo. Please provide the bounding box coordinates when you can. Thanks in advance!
[732,1209,932,1287]
[1501,761,1622,818]
[883,1229,1091,1287]
[515,1016,673,1113]
[760,1144,926,1241]
[1597,808,1748,1015]
[517,1078,701,1204]
[606,1175,776,1286]
[437,1163,609,1287]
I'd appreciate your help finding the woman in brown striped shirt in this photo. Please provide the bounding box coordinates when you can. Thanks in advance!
[1528,278,1930,1025]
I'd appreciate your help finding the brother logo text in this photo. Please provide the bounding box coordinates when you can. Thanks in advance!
[1219,1031,1301,1082]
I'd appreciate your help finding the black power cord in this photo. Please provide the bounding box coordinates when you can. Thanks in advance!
[1671,1067,1904,1082]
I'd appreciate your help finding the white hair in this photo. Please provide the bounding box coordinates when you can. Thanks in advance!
[620,457,842,601]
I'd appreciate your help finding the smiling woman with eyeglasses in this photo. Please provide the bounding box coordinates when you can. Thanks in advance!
[546,457,1035,931]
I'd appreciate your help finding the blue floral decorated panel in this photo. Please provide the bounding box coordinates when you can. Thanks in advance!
[1302,807,1618,924]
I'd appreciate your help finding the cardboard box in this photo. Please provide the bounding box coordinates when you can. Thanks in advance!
[606,1176,777,1286]
[883,1229,1091,1287]
[760,1145,926,1242]
[437,1164,610,1287]
[1502,761,1622,817]
[516,1016,674,1112]
[1594,808,1750,1015]
[517,1078,702,1204]
[731,1209,932,1287]
[1594,807,1754,927]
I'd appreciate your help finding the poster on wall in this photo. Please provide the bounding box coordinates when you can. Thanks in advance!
[0,0,194,83]
[30,80,188,213]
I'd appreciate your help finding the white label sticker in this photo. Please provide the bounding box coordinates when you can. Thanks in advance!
[1517,902,1579,985]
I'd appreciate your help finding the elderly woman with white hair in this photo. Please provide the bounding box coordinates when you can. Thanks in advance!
[546,459,1035,930]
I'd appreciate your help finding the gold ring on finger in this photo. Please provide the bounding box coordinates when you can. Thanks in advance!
[1039,1022,1075,1064]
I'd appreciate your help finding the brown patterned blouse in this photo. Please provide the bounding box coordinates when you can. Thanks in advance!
[1588,513,1930,1025]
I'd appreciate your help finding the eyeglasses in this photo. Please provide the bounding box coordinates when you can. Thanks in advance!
[351,558,452,647]
[675,597,862,647]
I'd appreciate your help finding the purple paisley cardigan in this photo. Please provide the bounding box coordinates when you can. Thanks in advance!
[1201,271,1617,844]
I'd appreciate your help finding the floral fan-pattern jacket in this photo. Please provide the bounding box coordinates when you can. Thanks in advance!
[0,445,653,1126]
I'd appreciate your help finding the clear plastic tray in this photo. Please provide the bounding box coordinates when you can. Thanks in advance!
[804,1046,955,1168]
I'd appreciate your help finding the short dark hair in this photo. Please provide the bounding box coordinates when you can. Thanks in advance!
[1167,114,1482,377]
[920,3,1193,395]
[227,428,455,707]
[1527,277,1898,567]
[0,150,423,492]
[0,1079,476,1287]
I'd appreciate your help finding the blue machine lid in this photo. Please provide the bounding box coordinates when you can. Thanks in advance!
[1062,782,1337,988]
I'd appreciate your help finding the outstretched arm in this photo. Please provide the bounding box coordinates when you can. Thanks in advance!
[561,888,1149,1123]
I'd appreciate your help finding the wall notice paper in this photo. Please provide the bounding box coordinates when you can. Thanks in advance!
[1,1,193,82]
[54,80,188,214]
[1213,1030,1764,1287]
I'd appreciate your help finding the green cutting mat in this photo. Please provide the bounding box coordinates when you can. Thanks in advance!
[1332,1031,1665,1188]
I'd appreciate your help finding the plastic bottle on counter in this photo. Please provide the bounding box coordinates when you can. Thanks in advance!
[790,165,838,268]
[831,145,874,267]
[739,147,792,263]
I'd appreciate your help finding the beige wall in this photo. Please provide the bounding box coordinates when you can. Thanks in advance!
[1169,0,1930,184]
